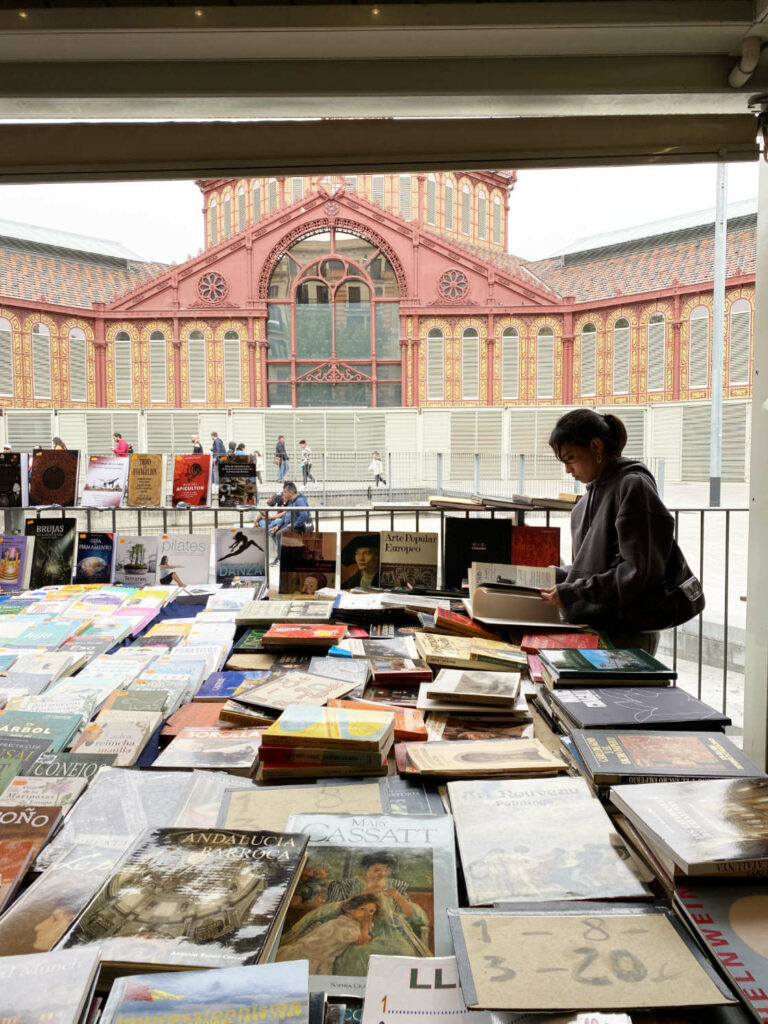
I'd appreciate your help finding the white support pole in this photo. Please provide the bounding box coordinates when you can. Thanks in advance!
[743,147,768,770]
[709,163,727,508]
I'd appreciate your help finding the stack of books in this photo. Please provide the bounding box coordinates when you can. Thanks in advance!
[537,647,677,689]
[256,704,396,781]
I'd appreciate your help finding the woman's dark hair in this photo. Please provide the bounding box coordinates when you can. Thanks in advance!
[360,852,398,872]
[341,893,381,917]
[549,409,627,460]
[113,432,122,439]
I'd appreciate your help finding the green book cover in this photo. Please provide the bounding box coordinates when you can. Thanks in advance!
[0,756,22,797]
[0,710,83,753]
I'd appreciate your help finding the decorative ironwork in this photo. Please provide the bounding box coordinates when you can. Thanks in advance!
[324,201,340,217]
[438,268,470,301]
[296,362,373,383]
[197,271,229,304]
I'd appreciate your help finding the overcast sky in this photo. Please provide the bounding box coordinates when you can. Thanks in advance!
[0,160,759,265]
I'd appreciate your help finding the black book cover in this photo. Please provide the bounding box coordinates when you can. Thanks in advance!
[24,517,77,587]
[443,518,512,591]
[550,686,731,731]
[0,453,23,508]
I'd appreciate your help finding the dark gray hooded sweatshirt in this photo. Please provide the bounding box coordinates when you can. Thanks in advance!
[555,458,675,632]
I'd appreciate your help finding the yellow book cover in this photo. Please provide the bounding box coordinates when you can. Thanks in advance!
[406,737,565,777]
[262,706,395,750]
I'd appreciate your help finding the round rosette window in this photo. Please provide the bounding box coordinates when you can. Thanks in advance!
[198,271,229,303]
[438,268,469,300]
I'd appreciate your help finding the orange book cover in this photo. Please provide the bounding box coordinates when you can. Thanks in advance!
[0,838,36,913]
[160,701,231,740]
[171,454,211,507]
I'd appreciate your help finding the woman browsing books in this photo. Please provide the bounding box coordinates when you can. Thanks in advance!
[540,409,703,654]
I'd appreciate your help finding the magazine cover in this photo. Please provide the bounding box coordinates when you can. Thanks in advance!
[215,528,266,584]
[379,531,438,589]
[80,455,129,508]
[113,535,159,587]
[24,517,77,587]
[28,449,79,507]
[217,455,258,507]
[74,532,115,584]
[0,452,27,508]
[0,535,27,592]
[340,532,380,591]
[171,454,211,507]
[126,454,164,507]
[158,534,212,587]
[279,531,337,595]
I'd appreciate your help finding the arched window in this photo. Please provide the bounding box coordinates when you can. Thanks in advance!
[426,175,436,225]
[536,326,554,399]
[291,177,304,203]
[31,322,51,399]
[209,196,218,246]
[0,317,13,398]
[188,330,207,402]
[252,180,261,223]
[237,186,246,232]
[445,179,454,231]
[268,179,278,214]
[647,313,666,392]
[149,330,167,403]
[493,194,502,244]
[426,328,445,401]
[501,327,519,400]
[729,298,751,386]
[223,193,232,239]
[114,330,133,404]
[223,329,242,402]
[461,184,471,236]
[371,175,385,207]
[461,327,479,400]
[477,190,487,241]
[612,317,630,395]
[580,322,597,398]
[68,327,87,402]
[265,227,402,407]
[689,305,710,388]
[399,175,412,221]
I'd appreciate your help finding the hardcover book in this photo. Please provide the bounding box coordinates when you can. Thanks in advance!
[0,948,101,1024]
[278,812,457,996]
[126,453,165,507]
[100,960,309,1024]
[217,454,258,507]
[403,737,565,778]
[426,668,522,707]
[0,535,27,591]
[448,776,651,905]
[521,631,600,652]
[549,686,732,732]
[61,826,309,969]
[215,527,266,583]
[73,531,115,584]
[152,726,263,775]
[113,535,159,587]
[262,706,395,751]
[0,451,27,508]
[443,518,512,591]
[0,837,36,912]
[28,449,79,507]
[81,454,129,508]
[539,647,677,685]
[171,454,212,507]
[158,533,212,587]
[509,524,560,566]
[279,531,337,596]
[340,531,382,591]
[0,803,63,860]
[24,517,77,588]
[378,531,439,589]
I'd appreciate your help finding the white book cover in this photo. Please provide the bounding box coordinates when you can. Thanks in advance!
[80,456,129,509]
[362,956,490,1024]
[379,531,439,590]
[214,528,266,584]
[158,534,212,588]
[113,536,159,588]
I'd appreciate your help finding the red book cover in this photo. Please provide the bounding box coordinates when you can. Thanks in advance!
[433,608,501,640]
[510,525,560,567]
[527,653,545,684]
[262,623,348,646]
[328,698,428,741]
[171,454,211,507]
[521,632,600,653]
[369,656,433,684]
[160,700,231,741]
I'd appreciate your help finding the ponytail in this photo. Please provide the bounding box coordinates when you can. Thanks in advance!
[548,408,627,459]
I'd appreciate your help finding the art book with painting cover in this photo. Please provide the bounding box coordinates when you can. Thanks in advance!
[81,454,129,508]
[60,826,309,969]
[0,803,63,861]
[548,686,731,732]
[0,838,36,912]
[401,737,565,779]
[538,647,676,686]
[28,449,79,507]
[24,517,77,588]
[0,534,28,591]
[277,812,457,996]
[378,531,439,589]
[217,455,258,507]
[215,527,266,583]
[279,531,337,595]
[171,454,212,507]
[152,726,263,776]
[73,531,115,584]
[100,960,309,1024]
[0,451,27,508]
[521,631,600,653]
[0,948,101,1024]
[126,453,165,507]
[158,533,212,587]
[113,535,159,587]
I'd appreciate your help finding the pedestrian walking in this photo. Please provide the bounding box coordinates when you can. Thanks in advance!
[52,436,67,450]
[253,449,265,484]
[275,435,289,483]
[299,439,316,485]
[191,435,203,455]
[368,451,386,487]
[112,432,130,456]
[228,441,237,454]
[210,431,226,484]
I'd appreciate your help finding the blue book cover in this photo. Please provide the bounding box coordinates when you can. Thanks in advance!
[196,670,269,701]
[5,622,79,650]
[74,533,116,585]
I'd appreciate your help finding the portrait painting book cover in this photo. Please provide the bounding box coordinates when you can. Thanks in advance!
[279,531,337,596]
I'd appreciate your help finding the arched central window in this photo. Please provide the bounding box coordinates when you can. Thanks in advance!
[265,227,401,407]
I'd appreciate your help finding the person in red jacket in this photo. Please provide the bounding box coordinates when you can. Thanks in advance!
[112,432,130,456]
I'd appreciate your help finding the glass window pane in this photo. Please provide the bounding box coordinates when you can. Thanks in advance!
[335,282,372,361]
[268,382,292,406]
[377,382,402,407]
[296,302,332,360]
[321,258,346,283]
[267,304,292,359]
[368,253,398,297]
[376,363,401,380]
[289,232,331,265]
[334,232,377,262]
[297,382,371,407]
[269,255,301,299]
[375,303,400,359]
[268,364,291,381]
